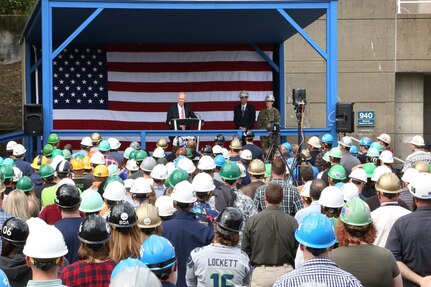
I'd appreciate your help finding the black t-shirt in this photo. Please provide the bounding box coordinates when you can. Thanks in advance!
[242,144,263,160]
[73,177,93,191]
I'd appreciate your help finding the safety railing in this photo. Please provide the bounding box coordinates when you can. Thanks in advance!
[397,0,431,13]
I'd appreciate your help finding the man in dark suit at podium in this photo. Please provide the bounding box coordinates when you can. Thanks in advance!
[234,90,256,131]
[166,93,197,143]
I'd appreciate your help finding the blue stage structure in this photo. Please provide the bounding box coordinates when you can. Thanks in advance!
[11,0,338,158]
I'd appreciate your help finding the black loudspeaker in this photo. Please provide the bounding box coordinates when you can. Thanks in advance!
[24,104,43,135]
[336,102,354,133]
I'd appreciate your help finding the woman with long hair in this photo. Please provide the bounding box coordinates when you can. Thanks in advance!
[329,197,402,287]
[4,190,31,220]
[60,215,116,287]
[16,176,40,217]
[107,201,141,262]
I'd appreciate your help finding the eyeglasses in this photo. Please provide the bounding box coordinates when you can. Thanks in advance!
[351,179,363,185]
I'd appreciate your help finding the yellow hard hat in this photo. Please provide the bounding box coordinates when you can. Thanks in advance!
[31,155,49,170]
[71,158,84,171]
[93,165,109,177]
[83,157,92,170]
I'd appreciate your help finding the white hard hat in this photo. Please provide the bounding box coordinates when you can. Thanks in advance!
[12,144,26,156]
[153,147,166,158]
[12,167,23,182]
[90,152,105,165]
[58,178,76,186]
[318,186,345,208]
[124,178,135,189]
[338,136,352,148]
[172,137,184,147]
[379,150,394,164]
[172,181,196,203]
[377,133,391,145]
[107,137,121,150]
[197,155,216,171]
[349,168,367,183]
[371,165,392,182]
[410,135,425,147]
[80,136,93,147]
[301,181,312,198]
[177,157,196,174]
[240,149,252,161]
[26,217,48,234]
[23,224,68,258]
[192,173,216,192]
[212,145,223,154]
[222,148,230,159]
[342,182,359,202]
[126,159,139,171]
[166,162,176,176]
[140,157,157,172]
[155,196,175,217]
[265,94,275,102]
[50,154,65,171]
[6,141,17,151]
[307,136,321,149]
[150,164,168,180]
[237,162,247,178]
[103,181,126,201]
[408,172,431,199]
[401,168,420,184]
[131,177,153,194]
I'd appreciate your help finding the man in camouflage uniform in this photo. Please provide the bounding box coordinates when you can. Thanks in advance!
[257,94,281,153]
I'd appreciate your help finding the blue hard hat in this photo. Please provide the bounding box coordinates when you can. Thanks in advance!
[214,154,226,167]
[0,269,11,287]
[174,155,186,168]
[349,145,359,156]
[321,133,334,144]
[140,235,176,270]
[110,258,147,281]
[370,142,382,153]
[334,182,345,189]
[359,137,372,147]
[295,212,336,249]
[282,142,292,151]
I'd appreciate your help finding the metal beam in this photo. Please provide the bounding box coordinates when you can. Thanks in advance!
[251,43,279,73]
[326,1,338,141]
[52,8,104,59]
[278,42,286,129]
[277,8,327,60]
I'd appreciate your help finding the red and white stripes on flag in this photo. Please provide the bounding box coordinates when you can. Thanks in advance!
[53,44,274,149]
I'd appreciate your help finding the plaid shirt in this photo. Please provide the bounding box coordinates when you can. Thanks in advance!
[254,178,303,217]
[103,154,119,166]
[273,257,363,287]
[60,260,117,287]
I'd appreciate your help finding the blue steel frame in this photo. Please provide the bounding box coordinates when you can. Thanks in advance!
[19,0,339,153]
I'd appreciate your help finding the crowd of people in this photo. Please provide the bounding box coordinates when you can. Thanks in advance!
[0,126,429,287]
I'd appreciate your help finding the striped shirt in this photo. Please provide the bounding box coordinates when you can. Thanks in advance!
[254,178,303,216]
[273,257,362,287]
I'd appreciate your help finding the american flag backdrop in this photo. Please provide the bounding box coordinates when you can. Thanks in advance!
[52,44,274,150]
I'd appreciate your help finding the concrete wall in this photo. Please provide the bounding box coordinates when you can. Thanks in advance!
[283,0,431,162]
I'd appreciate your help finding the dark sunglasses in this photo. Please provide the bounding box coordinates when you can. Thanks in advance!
[351,179,363,185]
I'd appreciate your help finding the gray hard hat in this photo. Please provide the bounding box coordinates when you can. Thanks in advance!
[140,157,157,172]
[239,90,249,98]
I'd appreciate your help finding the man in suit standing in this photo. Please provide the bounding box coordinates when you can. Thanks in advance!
[166,92,197,142]
[234,90,256,131]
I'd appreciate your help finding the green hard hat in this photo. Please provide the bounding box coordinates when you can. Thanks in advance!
[135,150,148,162]
[2,158,15,167]
[370,142,382,153]
[43,144,55,157]
[329,147,342,159]
[108,164,120,176]
[103,175,124,190]
[124,147,135,160]
[51,148,63,158]
[169,168,189,188]
[164,177,171,189]
[0,165,15,180]
[340,197,372,226]
[323,151,331,162]
[98,140,111,152]
[328,164,347,180]
[38,164,55,179]
[264,163,272,178]
[62,149,72,159]
[128,150,138,161]
[220,161,241,180]
[366,147,380,158]
[79,189,104,213]
[17,176,34,193]
[362,162,376,178]
[48,133,60,145]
